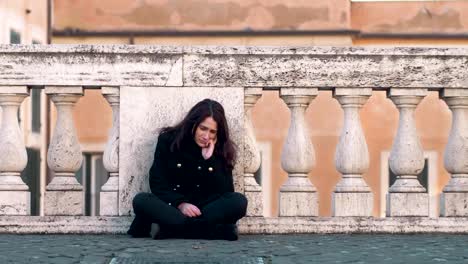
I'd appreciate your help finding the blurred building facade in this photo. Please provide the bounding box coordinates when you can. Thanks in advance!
[0,0,48,216]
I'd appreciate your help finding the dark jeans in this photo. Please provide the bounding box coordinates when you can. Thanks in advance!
[128,192,248,238]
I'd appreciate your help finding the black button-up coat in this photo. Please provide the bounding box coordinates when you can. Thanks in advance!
[149,131,234,208]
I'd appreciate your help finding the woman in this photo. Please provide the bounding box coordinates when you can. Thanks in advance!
[127,99,248,240]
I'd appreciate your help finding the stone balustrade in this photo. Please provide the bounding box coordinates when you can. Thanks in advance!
[1,45,468,233]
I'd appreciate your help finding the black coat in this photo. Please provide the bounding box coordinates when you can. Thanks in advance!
[149,131,234,208]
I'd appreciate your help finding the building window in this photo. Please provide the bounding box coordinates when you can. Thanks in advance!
[9,29,21,44]
[20,148,41,215]
[254,152,262,186]
[76,153,109,216]
[31,88,41,133]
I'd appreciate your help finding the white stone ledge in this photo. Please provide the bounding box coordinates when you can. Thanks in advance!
[2,216,468,234]
[2,44,468,56]
[0,216,132,234]
[1,45,468,88]
[240,217,468,234]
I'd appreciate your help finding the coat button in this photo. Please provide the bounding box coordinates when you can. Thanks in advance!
[168,203,172,206]
[208,167,213,172]
[177,185,180,187]
[196,184,200,187]
[173,188,176,191]
[177,163,182,168]
[197,166,202,170]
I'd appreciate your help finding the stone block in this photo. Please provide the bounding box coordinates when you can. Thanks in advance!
[0,86,29,94]
[245,191,262,217]
[387,192,429,217]
[332,192,373,217]
[45,191,83,216]
[119,87,244,215]
[44,86,83,95]
[100,191,118,216]
[279,192,318,216]
[440,192,468,217]
[0,191,30,215]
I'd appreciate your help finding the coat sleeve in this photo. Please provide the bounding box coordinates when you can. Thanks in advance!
[224,168,235,193]
[149,133,188,207]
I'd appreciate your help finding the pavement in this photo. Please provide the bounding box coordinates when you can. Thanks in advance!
[0,234,468,263]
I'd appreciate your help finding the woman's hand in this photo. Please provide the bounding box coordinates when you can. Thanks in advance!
[178,202,202,217]
[201,138,216,160]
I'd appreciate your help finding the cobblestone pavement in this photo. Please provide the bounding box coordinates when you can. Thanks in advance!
[0,234,468,264]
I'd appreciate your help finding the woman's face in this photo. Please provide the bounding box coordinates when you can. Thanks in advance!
[194,116,218,148]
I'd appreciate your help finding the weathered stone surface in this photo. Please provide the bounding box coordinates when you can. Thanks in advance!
[442,90,468,193]
[279,88,318,217]
[100,191,119,216]
[44,191,83,216]
[240,216,468,234]
[279,88,317,176]
[0,192,30,215]
[387,193,429,217]
[333,89,371,193]
[45,87,83,191]
[3,216,468,234]
[100,87,120,216]
[184,51,468,88]
[2,45,468,88]
[3,233,468,263]
[245,190,262,217]
[0,88,30,193]
[119,87,244,215]
[0,88,31,216]
[332,192,373,217]
[440,193,468,217]
[244,88,263,217]
[388,89,427,193]
[102,87,120,175]
[279,192,318,217]
[0,216,131,234]
[0,45,183,87]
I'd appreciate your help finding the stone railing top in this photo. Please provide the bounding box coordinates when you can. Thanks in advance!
[1,44,468,88]
[2,44,468,56]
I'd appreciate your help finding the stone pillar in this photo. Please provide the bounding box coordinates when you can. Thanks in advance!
[243,88,263,216]
[332,88,373,216]
[0,86,30,215]
[440,89,468,216]
[44,87,83,216]
[100,87,120,216]
[279,88,318,216]
[387,88,428,217]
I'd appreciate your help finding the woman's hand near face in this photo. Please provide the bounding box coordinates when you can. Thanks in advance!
[201,137,216,160]
[178,202,202,217]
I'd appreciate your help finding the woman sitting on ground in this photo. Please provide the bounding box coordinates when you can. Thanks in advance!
[127,99,248,240]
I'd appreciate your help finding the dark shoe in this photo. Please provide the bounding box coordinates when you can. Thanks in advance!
[127,216,150,238]
[182,219,212,239]
[152,224,184,239]
[150,223,162,239]
[212,224,238,241]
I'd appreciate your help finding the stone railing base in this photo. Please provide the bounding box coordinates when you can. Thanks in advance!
[2,216,468,234]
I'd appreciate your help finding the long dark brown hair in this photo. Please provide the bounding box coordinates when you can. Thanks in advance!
[160,99,237,169]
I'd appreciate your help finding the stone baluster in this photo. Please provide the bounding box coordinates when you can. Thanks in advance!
[332,88,373,216]
[440,89,468,216]
[100,87,120,216]
[0,86,30,215]
[44,87,84,216]
[243,88,263,216]
[279,88,318,216]
[387,88,428,217]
